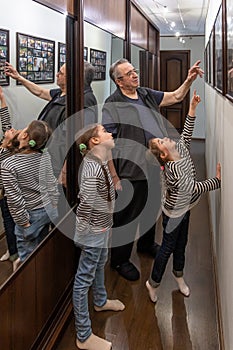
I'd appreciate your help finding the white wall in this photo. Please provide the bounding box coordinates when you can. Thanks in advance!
[160,36,205,139]
[205,1,233,349]
[0,0,66,129]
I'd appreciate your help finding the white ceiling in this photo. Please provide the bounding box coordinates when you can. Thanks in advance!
[133,0,209,36]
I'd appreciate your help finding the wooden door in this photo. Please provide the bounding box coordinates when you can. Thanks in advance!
[160,50,190,133]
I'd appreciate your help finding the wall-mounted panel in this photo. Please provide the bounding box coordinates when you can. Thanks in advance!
[131,4,148,49]
[148,24,157,54]
[84,0,126,39]
[33,0,73,15]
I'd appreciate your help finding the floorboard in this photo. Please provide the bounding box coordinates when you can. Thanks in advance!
[55,140,221,350]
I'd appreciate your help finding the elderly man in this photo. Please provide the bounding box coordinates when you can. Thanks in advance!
[102,58,203,281]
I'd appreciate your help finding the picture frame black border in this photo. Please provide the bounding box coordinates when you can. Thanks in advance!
[204,42,210,84]
[209,29,215,87]
[90,48,106,81]
[225,0,233,101]
[58,42,66,71]
[214,5,223,94]
[16,32,55,85]
[0,28,10,86]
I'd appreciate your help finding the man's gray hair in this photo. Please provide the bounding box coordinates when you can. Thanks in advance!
[109,58,129,83]
[84,61,95,86]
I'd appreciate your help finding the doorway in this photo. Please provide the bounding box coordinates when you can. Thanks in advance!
[160,50,190,133]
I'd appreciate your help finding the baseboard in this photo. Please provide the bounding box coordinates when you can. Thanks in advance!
[207,194,225,350]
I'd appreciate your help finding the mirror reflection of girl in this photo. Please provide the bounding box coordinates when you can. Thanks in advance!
[73,124,125,350]
[0,87,19,270]
[1,120,59,268]
[145,90,221,302]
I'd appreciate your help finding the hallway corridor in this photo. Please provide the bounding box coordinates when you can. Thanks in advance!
[55,139,221,350]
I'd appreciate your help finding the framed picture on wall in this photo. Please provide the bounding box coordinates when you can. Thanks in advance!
[16,32,55,84]
[226,0,233,99]
[58,42,66,70]
[0,29,10,86]
[84,46,88,61]
[90,49,106,81]
[214,5,223,93]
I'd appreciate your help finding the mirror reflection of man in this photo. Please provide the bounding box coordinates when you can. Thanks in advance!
[5,62,67,178]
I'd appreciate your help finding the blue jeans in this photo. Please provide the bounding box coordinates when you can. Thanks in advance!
[15,204,58,261]
[150,211,190,286]
[0,197,17,259]
[73,231,109,342]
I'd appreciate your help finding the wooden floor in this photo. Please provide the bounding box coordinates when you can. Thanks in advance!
[0,235,13,285]
[55,140,221,350]
[0,140,221,349]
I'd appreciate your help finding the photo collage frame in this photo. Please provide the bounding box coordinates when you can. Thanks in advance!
[90,48,107,81]
[0,29,9,86]
[58,42,66,71]
[17,32,55,84]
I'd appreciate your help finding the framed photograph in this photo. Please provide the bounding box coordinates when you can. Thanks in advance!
[58,42,66,70]
[84,46,88,61]
[214,5,223,93]
[90,49,106,81]
[226,0,233,99]
[0,29,10,86]
[16,32,55,84]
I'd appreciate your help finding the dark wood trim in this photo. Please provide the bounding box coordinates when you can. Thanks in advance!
[32,0,68,15]
[0,224,76,350]
[124,0,131,60]
[31,283,74,350]
[66,2,84,208]
[130,0,159,32]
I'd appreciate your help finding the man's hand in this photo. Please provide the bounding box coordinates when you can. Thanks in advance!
[5,62,21,80]
[187,60,204,83]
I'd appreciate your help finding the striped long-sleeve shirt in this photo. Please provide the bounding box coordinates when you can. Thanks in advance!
[0,106,13,189]
[162,115,221,218]
[1,151,59,225]
[76,156,115,234]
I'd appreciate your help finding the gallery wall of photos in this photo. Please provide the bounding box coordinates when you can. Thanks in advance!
[205,0,233,103]
[0,29,107,86]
